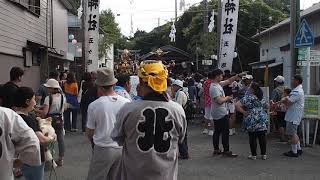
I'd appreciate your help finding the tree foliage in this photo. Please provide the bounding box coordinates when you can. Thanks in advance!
[99,9,122,58]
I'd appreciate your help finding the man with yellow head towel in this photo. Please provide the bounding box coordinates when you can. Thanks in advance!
[112,60,187,180]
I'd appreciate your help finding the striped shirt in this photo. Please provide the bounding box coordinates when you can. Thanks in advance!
[204,80,212,107]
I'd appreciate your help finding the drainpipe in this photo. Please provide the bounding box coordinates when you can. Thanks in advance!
[41,0,50,83]
[51,0,53,47]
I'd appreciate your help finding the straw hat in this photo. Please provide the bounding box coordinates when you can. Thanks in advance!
[44,79,61,89]
[95,68,118,86]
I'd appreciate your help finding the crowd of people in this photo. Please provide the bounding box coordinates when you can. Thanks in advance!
[0,62,306,180]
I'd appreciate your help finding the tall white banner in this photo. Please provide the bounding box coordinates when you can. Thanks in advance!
[218,0,239,71]
[84,0,100,72]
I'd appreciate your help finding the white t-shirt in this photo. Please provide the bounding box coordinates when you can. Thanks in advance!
[44,93,66,114]
[86,95,130,148]
[0,107,41,180]
[210,81,228,120]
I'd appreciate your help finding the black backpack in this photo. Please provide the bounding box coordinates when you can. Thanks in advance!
[0,84,3,106]
[177,90,195,120]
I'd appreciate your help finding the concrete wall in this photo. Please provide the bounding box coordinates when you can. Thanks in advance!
[0,0,51,56]
[0,54,40,90]
[52,0,68,57]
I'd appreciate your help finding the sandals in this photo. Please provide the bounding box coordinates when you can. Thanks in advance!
[56,158,64,167]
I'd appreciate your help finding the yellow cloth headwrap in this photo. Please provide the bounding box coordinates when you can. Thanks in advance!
[138,60,168,92]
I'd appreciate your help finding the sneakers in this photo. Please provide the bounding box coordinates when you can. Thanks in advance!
[202,129,208,134]
[178,155,190,160]
[229,129,233,136]
[283,151,299,157]
[222,151,238,158]
[208,130,214,136]
[212,149,222,156]
[71,128,78,132]
[261,155,267,160]
[248,155,257,160]
[248,155,267,160]
[229,128,236,136]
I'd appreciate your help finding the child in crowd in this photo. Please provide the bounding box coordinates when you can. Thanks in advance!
[280,88,291,111]
[271,88,291,142]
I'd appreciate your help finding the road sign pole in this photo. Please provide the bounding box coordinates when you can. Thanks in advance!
[306,47,311,95]
[305,46,311,145]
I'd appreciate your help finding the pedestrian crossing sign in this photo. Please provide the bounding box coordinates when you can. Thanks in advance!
[295,19,314,48]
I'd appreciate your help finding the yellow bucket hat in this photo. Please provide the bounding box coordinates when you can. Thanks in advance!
[138,60,168,92]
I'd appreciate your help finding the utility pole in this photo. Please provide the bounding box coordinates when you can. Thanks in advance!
[217,0,222,64]
[203,0,209,33]
[290,0,300,78]
[158,17,160,27]
[175,0,178,22]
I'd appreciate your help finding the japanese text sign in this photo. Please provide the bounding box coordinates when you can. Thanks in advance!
[218,0,239,71]
[84,0,100,72]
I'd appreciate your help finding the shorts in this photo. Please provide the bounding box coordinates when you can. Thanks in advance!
[204,107,213,120]
[274,112,286,129]
[227,102,235,114]
[286,121,298,136]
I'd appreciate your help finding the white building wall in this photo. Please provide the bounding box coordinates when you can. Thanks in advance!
[0,0,51,56]
[259,15,320,93]
[260,26,290,63]
[52,0,68,58]
[0,54,40,90]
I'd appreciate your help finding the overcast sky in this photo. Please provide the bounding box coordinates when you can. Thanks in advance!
[100,0,320,36]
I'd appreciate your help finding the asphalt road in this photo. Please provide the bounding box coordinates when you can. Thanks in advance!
[18,123,320,180]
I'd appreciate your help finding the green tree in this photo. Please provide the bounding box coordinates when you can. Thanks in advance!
[99,9,122,58]
[264,0,290,14]
[129,0,288,72]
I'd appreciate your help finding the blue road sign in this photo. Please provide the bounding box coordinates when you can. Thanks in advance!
[295,19,314,48]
